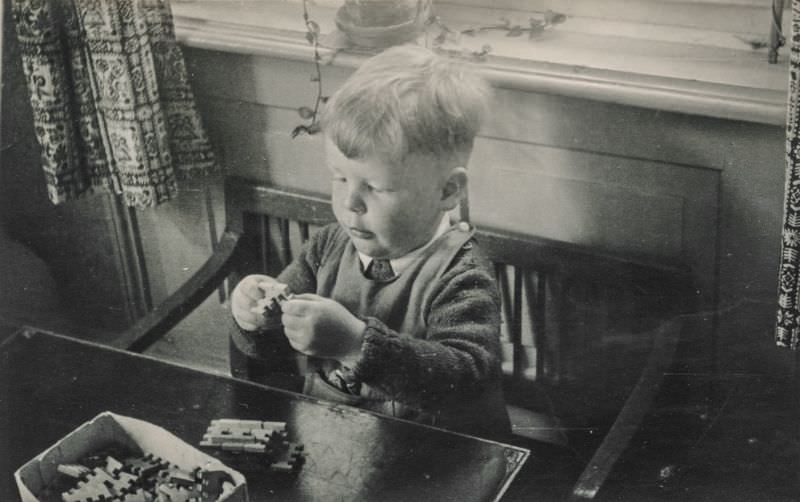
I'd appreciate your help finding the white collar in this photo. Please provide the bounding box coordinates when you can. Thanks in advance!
[358,215,452,276]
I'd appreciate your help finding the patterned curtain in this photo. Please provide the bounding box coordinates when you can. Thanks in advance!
[11,0,215,208]
[777,1,800,348]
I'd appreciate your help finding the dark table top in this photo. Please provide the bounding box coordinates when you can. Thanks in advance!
[596,370,800,501]
[0,328,530,502]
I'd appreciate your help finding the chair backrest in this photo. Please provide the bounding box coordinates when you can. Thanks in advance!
[223,176,694,439]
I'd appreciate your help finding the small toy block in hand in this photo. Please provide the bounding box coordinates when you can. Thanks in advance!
[252,279,291,317]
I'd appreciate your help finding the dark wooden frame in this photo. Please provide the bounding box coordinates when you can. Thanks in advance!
[113,175,694,500]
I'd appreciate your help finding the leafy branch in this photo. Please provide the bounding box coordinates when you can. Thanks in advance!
[462,10,567,39]
[427,9,566,57]
[292,0,327,138]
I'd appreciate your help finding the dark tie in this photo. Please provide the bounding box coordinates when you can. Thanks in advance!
[368,258,395,281]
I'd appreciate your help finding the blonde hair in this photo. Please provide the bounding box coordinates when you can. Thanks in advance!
[320,44,490,165]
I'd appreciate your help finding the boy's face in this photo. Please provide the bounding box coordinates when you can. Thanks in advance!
[326,138,449,259]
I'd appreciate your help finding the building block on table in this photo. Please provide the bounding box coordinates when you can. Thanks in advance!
[199,417,305,474]
[118,488,151,502]
[62,476,113,502]
[104,456,124,476]
[125,454,169,478]
[268,442,306,474]
[57,464,91,479]
[199,470,234,500]
[53,448,235,502]
[167,468,198,489]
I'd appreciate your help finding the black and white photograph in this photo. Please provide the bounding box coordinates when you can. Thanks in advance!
[0,1,797,500]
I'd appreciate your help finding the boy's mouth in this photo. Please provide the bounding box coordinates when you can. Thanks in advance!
[349,227,374,239]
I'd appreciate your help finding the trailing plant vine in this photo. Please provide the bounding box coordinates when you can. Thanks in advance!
[292,0,327,138]
[427,9,566,58]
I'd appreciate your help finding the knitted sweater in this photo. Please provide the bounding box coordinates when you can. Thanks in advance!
[230,222,511,438]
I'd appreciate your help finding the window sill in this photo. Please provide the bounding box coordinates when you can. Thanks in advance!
[172,1,788,125]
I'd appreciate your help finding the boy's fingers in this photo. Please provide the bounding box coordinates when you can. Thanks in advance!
[246,274,273,284]
[281,314,301,331]
[281,298,313,315]
[236,275,273,299]
[237,282,264,302]
[290,293,322,301]
[257,279,282,291]
[231,302,251,318]
[236,319,258,331]
[286,337,306,354]
[232,311,258,331]
[232,303,260,325]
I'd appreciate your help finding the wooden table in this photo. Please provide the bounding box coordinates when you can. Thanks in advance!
[593,370,800,501]
[0,328,529,501]
[585,306,800,501]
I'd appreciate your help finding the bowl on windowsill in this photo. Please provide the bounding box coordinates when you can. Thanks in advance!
[335,1,432,48]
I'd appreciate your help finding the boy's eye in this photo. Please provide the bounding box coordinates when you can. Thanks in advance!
[332,175,346,183]
[367,184,392,193]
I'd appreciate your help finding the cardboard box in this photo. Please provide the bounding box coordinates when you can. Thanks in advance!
[14,411,248,501]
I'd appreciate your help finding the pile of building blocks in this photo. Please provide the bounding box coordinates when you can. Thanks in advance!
[46,449,235,502]
[199,419,305,474]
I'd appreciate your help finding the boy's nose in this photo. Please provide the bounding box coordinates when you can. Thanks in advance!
[343,187,366,214]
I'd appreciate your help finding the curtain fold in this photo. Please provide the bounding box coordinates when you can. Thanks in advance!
[11,0,215,208]
[777,1,800,348]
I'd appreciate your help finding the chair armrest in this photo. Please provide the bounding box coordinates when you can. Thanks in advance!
[570,317,683,501]
[112,230,244,353]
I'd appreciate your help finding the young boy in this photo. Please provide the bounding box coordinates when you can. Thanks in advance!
[229,44,510,439]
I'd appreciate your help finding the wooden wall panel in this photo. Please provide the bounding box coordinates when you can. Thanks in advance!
[196,99,328,193]
[187,49,352,112]
[470,156,684,250]
[136,177,225,303]
[186,48,771,173]
[193,82,719,308]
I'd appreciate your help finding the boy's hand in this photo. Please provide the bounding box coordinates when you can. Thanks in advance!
[231,274,283,331]
[281,294,366,365]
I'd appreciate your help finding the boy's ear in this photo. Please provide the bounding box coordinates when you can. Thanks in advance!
[440,167,468,210]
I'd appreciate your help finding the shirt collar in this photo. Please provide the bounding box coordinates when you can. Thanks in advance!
[358,215,452,276]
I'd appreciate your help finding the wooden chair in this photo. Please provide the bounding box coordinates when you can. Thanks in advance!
[113,175,694,500]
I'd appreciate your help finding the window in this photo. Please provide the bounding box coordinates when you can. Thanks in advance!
[171,0,789,124]
[447,0,780,35]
